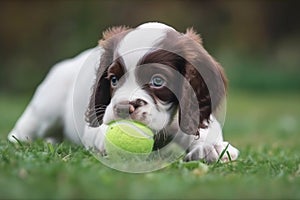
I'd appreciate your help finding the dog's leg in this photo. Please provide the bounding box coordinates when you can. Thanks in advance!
[175,116,239,163]
[8,102,60,142]
[8,62,76,143]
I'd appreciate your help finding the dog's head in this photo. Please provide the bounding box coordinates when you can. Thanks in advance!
[86,22,227,136]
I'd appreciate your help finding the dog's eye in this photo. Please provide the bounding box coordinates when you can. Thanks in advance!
[150,75,165,88]
[110,75,118,87]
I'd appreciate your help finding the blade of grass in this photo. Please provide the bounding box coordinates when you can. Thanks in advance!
[226,150,232,162]
[215,143,230,165]
[11,135,23,147]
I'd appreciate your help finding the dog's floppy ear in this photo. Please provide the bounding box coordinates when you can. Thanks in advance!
[86,26,131,127]
[178,28,227,136]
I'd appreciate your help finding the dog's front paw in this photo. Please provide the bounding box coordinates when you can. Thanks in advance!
[216,142,239,163]
[8,129,32,143]
[184,143,220,163]
[184,142,239,163]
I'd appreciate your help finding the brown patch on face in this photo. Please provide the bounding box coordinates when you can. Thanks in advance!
[136,50,186,104]
[106,57,126,96]
[136,65,178,104]
[151,29,227,136]
[86,26,131,127]
[139,49,186,72]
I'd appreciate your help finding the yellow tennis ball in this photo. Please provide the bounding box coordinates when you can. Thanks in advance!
[105,120,154,157]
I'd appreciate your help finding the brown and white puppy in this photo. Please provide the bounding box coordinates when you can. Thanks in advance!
[8,22,239,163]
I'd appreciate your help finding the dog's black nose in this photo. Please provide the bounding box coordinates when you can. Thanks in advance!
[114,99,147,118]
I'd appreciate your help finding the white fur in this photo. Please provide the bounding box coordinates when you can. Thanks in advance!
[8,22,239,163]
[118,23,168,69]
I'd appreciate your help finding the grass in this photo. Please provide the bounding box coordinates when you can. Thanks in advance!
[0,91,300,199]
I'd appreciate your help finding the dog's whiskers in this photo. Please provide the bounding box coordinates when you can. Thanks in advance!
[85,105,107,126]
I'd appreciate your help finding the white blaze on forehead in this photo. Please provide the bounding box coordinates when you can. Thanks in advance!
[117,22,173,70]
[112,70,153,103]
[137,22,176,31]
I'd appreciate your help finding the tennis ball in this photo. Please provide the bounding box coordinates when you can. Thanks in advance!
[105,120,154,157]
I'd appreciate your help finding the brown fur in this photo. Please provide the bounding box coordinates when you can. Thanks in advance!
[154,29,227,136]
[185,27,203,45]
[99,26,131,46]
[86,26,131,127]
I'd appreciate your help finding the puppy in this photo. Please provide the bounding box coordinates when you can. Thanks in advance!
[8,22,239,163]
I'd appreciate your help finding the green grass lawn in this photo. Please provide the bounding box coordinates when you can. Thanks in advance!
[0,91,300,199]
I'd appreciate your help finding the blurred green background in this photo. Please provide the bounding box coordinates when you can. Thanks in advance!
[0,0,299,94]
